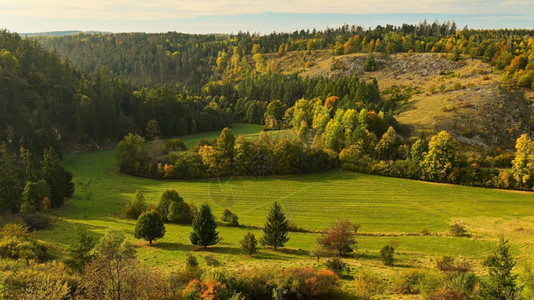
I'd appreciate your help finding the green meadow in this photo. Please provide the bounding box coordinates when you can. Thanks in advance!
[37,123,534,290]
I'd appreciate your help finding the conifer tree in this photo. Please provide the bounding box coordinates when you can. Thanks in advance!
[262,201,290,250]
[134,210,166,244]
[65,226,95,272]
[190,204,219,248]
[480,238,518,299]
[363,52,376,71]
[40,147,74,208]
[240,232,258,257]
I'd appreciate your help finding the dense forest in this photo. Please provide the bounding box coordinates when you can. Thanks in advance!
[38,21,534,88]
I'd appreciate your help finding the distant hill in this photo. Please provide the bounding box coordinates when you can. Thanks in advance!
[21,30,109,37]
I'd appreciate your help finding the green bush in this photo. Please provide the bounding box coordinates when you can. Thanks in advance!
[276,268,340,298]
[19,213,51,231]
[449,222,468,237]
[204,254,221,267]
[165,139,187,152]
[418,271,445,297]
[167,201,193,224]
[449,272,478,298]
[393,269,427,294]
[380,245,395,266]
[0,259,78,299]
[125,190,147,219]
[240,232,258,257]
[354,270,383,300]
[221,209,239,227]
[221,267,341,299]
[167,254,204,294]
[0,224,48,261]
[436,255,455,271]
[324,258,348,275]
[363,52,376,71]
[156,190,184,221]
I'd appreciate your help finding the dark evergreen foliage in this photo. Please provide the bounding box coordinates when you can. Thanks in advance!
[65,226,95,272]
[190,204,219,248]
[262,202,290,250]
[134,210,166,244]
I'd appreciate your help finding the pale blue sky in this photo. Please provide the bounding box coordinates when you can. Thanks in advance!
[0,0,532,34]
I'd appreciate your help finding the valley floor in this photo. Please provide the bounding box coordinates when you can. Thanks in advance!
[37,125,534,298]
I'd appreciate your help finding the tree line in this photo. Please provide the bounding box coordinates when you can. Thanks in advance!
[37,22,534,88]
[116,124,534,191]
[0,144,73,214]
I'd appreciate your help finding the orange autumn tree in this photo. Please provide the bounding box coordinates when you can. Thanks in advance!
[324,96,339,109]
[317,219,359,257]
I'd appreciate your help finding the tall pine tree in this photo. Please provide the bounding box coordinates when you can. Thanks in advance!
[262,201,290,250]
[40,147,74,208]
[190,204,219,248]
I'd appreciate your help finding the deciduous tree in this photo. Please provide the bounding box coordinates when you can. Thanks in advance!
[156,189,184,221]
[317,219,359,257]
[421,131,460,181]
[125,190,147,219]
[511,134,534,189]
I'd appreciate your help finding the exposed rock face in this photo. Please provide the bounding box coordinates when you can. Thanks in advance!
[434,85,533,149]
[342,53,466,77]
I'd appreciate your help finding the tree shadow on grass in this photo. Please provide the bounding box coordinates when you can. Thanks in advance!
[251,251,294,260]
[276,247,310,256]
[152,242,197,252]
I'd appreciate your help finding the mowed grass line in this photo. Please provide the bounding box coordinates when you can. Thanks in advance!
[38,124,534,273]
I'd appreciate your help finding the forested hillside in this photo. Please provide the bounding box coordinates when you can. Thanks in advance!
[38,21,534,88]
[0,29,234,153]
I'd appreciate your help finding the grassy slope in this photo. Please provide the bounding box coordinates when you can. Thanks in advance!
[36,124,534,296]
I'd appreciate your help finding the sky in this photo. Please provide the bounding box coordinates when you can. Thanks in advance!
[0,0,533,34]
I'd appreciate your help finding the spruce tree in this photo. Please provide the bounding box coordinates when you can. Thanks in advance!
[190,204,219,248]
[480,238,518,299]
[65,226,95,272]
[134,210,166,244]
[262,201,290,250]
[40,147,74,208]
[240,232,258,257]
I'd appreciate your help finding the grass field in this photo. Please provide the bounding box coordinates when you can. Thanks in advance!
[36,123,534,296]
